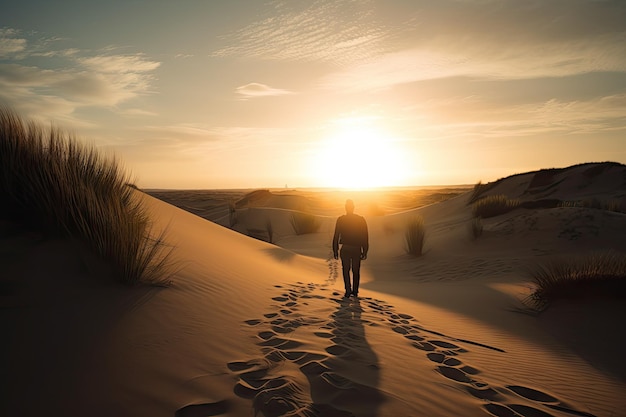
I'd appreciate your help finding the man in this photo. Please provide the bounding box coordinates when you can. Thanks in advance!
[332,199,369,298]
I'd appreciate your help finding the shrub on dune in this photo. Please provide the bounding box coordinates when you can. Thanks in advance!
[529,251,626,308]
[559,198,625,214]
[469,181,487,204]
[468,180,501,204]
[472,195,520,218]
[0,108,172,285]
[470,217,483,240]
[405,215,425,256]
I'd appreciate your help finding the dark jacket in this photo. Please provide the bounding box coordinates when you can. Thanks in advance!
[332,213,369,256]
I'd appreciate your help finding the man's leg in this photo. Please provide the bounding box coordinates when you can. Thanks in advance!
[340,249,352,296]
[351,254,362,296]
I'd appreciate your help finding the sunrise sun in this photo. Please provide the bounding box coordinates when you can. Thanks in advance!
[310,117,410,189]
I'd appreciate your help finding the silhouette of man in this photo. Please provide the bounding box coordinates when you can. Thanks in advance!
[333,199,369,298]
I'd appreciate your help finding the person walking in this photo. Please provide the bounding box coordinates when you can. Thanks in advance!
[332,199,369,298]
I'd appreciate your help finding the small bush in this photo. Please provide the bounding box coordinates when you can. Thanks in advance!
[290,212,320,235]
[468,180,502,204]
[529,251,626,308]
[405,216,425,256]
[469,181,487,204]
[0,108,172,285]
[228,200,238,227]
[472,195,520,218]
[470,217,483,240]
[559,198,625,214]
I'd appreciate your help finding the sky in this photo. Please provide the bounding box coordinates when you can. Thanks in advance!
[1,0,625,189]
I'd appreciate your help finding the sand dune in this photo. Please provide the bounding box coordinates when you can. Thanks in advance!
[2,163,626,416]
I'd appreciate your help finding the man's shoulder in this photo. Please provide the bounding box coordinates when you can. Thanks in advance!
[337,213,366,222]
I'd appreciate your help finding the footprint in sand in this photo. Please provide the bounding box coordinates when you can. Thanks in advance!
[230,283,388,416]
[364,294,596,417]
[226,282,595,417]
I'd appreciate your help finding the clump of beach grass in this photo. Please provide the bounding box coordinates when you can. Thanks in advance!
[470,217,483,240]
[469,181,488,204]
[472,194,520,218]
[290,211,320,235]
[228,200,238,227]
[0,108,172,285]
[468,180,502,204]
[405,215,425,256]
[529,251,626,309]
[559,198,625,214]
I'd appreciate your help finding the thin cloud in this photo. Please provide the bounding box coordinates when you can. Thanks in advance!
[0,28,160,123]
[211,0,626,92]
[411,93,626,140]
[123,108,158,117]
[211,0,388,64]
[0,28,26,56]
[136,123,311,153]
[320,33,626,92]
[79,54,160,74]
[143,123,221,138]
[235,82,293,99]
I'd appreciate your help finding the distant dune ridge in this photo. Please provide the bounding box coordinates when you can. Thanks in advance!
[2,110,626,416]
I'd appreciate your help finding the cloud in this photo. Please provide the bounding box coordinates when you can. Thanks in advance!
[407,92,626,141]
[0,28,160,123]
[78,54,160,74]
[211,0,388,64]
[123,108,158,117]
[143,123,222,139]
[0,28,27,56]
[210,0,626,91]
[131,123,312,158]
[320,31,626,92]
[235,82,293,99]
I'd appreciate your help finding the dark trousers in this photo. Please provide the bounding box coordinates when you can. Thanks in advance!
[340,245,361,294]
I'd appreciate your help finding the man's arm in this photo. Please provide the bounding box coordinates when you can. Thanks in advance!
[361,217,369,259]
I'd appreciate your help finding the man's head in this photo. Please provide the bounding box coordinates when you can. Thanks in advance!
[345,199,355,214]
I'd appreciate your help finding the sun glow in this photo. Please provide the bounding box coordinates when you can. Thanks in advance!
[310,117,411,189]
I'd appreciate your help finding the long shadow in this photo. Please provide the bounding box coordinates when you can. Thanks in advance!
[364,268,626,382]
[306,297,384,417]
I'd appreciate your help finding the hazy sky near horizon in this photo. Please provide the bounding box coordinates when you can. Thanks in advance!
[1,0,625,189]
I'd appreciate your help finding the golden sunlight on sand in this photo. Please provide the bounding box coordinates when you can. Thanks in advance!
[3,159,626,417]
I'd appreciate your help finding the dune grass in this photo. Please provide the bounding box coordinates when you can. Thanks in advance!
[472,194,520,218]
[470,217,483,240]
[559,198,625,214]
[529,251,626,308]
[468,180,502,204]
[290,212,320,235]
[405,215,425,256]
[0,108,172,285]
[469,181,488,204]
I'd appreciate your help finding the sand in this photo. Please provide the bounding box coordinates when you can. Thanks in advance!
[2,162,625,416]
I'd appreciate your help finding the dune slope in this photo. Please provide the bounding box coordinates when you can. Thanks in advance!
[2,163,626,417]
